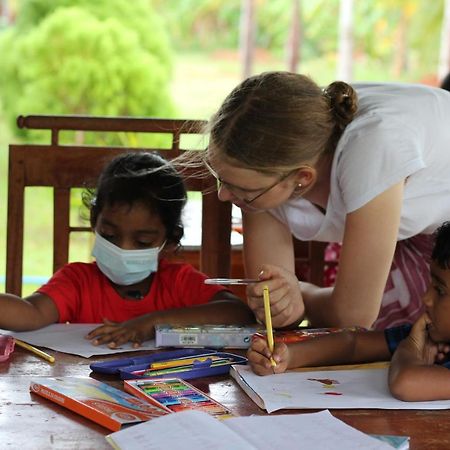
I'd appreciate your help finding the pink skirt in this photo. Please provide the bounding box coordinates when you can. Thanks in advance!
[373,234,433,330]
[324,235,433,330]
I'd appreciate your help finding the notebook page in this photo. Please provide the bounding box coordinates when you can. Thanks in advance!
[106,410,255,450]
[225,410,392,450]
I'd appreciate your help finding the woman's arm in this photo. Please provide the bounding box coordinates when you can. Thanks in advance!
[0,293,59,330]
[86,291,256,347]
[242,210,305,328]
[304,181,404,328]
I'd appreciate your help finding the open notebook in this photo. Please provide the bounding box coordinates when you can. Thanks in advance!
[106,409,392,450]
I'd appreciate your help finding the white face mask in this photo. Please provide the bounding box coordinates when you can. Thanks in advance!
[92,232,165,286]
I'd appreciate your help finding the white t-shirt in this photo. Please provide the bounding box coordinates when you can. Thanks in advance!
[270,83,450,243]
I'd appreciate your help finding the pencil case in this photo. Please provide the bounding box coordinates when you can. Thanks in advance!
[255,326,367,344]
[155,324,263,348]
[89,348,247,381]
[0,335,15,362]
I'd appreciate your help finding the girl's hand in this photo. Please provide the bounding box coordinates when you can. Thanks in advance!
[400,313,439,365]
[85,316,153,348]
[247,336,290,375]
[246,264,305,328]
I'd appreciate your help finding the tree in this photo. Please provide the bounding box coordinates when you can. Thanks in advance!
[0,0,174,143]
[239,0,255,79]
[286,0,302,73]
[438,0,450,80]
[337,0,353,81]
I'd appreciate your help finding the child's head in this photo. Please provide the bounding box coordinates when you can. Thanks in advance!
[207,71,358,173]
[87,151,187,248]
[423,222,450,343]
[432,221,450,270]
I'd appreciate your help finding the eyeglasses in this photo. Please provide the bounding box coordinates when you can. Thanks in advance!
[204,160,294,204]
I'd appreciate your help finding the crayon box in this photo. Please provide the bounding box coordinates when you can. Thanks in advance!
[124,377,233,419]
[30,377,168,431]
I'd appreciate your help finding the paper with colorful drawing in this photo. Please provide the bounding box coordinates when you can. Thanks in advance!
[0,324,157,358]
[230,365,450,413]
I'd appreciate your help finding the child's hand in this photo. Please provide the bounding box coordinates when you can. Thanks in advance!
[247,336,290,375]
[401,313,439,365]
[85,316,153,349]
[246,264,305,329]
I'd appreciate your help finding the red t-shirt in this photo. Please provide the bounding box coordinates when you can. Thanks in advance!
[37,259,226,323]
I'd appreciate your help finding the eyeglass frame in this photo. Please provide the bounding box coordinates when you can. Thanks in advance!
[204,160,295,204]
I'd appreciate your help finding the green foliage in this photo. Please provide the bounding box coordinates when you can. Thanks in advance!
[0,0,175,144]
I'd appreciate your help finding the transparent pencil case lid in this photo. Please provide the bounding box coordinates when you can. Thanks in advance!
[0,335,15,362]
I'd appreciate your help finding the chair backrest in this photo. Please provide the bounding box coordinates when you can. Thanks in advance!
[6,115,232,296]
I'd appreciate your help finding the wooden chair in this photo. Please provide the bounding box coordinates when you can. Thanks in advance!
[6,115,232,296]
[6,114,328,297]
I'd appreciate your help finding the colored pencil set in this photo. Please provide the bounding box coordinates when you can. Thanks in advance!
[124,378,233,418]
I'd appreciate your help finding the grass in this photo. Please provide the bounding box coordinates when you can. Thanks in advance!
[0,50,436,295]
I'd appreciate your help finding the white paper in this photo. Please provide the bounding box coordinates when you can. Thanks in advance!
[225,410,392,450]
[232,365,450,412]
[106,409,392,450]
[106,410,253,450]
[0,324,157,358]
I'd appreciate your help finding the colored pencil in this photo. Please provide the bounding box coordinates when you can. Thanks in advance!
[263,285,277,368]
[15,339,55,363]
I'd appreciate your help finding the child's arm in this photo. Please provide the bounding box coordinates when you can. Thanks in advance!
[248,328,390,375]
[389,314,450,401]
[0,293,59,331]
[86,291,255,348]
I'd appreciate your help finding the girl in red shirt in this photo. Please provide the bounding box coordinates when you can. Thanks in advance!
[1,152,254,347]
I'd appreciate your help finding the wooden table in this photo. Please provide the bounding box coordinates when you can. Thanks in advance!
[2,347,450,449]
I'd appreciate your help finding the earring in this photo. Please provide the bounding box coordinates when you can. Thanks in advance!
[298,183,302,188]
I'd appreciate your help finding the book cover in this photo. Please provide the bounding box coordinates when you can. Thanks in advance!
[124,377,233,418]
[30,377,168,431]
[370,434,410,449]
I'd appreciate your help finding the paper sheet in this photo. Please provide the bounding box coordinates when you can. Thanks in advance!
[232,365,450,412]
[106,409,392,450]
[0,324,157,358]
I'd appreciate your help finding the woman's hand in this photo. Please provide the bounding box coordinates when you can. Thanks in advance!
[246,264,305,328]
[247,336,290,375]
[85,316,154,348]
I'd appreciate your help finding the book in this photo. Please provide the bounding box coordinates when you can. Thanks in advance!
[30,377,168,431]
[123,377,233,418]
[105,409,393,450]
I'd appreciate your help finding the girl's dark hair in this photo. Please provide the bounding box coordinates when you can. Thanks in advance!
[208,71,358,173]
[84,152,187,245]
[432,221,450,269]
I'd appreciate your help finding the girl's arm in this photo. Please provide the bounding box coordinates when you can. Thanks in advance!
[248,328,390,375]
[303,181,404,328]
[243,210,305,328]
[86,291,255,348]
[389,315,450,401]
[0,293,59,330]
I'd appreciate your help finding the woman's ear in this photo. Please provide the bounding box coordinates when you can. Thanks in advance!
[294,165,316,189]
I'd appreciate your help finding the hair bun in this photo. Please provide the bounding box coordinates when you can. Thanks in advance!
[323,81,358,131]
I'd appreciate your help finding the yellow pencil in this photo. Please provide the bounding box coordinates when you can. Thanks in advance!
[263,285,277,368]
[14,339,55,364]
